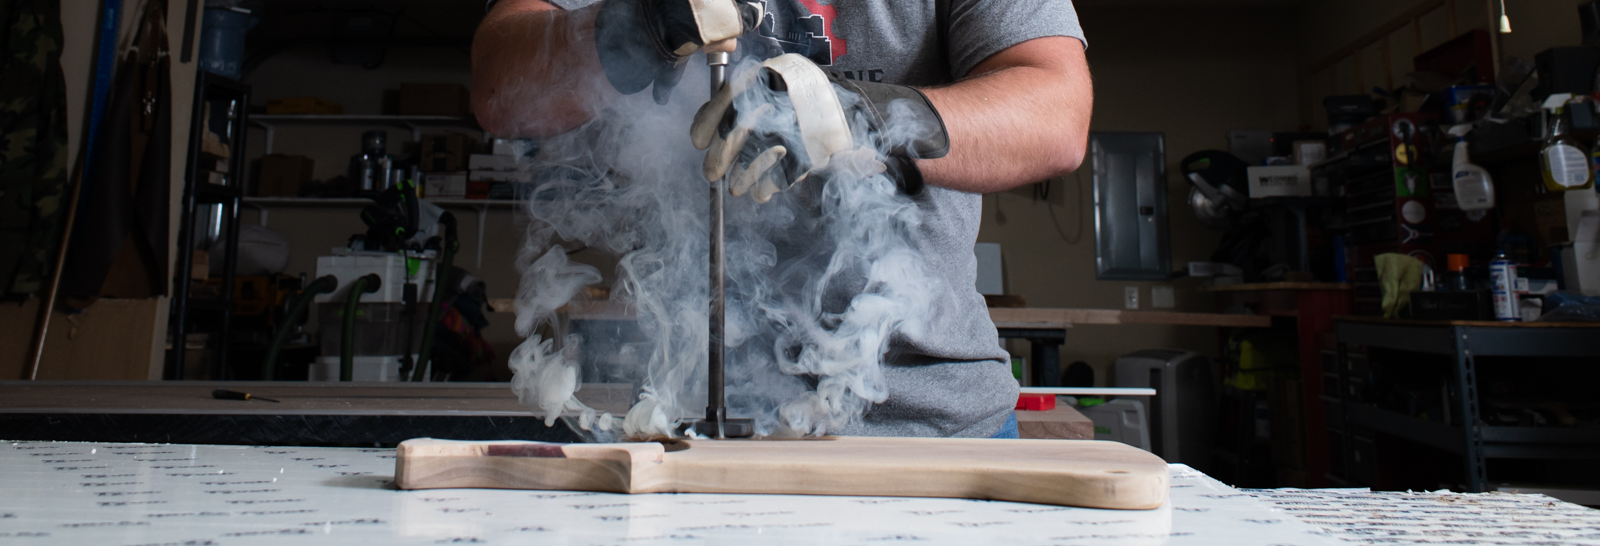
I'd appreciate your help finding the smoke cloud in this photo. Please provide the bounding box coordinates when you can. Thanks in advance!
[507,49,947,441]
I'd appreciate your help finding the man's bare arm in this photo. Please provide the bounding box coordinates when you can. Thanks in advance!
[916,37,1093,193]
[472,0,616,137]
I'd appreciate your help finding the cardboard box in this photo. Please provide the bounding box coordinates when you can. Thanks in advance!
[398,83,469,117]
[256,154,314,197]
[191,250,210,281]
[1246,165,1312,198]
[420,133,474,172]
[423,172,467,198]
[468,153,519,172]
[265,97,344,115]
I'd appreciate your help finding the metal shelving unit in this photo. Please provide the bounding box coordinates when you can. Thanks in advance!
[238,197,524,270]
[168,72,251,380]
[247,114,481,154]
[1332,317,1600,492]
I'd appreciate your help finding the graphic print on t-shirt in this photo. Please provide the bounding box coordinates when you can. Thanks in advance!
[756,0,845,66]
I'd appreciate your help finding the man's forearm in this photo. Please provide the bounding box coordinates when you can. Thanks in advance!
[472,1,615,137]
[915,36,1093,194]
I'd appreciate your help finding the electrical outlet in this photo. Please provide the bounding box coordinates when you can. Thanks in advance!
[1124,286,1140,309]
[1151,285,1176,308]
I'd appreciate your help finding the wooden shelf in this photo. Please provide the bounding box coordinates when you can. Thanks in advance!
[988,308,1271,329]
[1204,282,1352,292]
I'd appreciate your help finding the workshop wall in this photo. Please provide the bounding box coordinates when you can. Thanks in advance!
[976,5,1301,385]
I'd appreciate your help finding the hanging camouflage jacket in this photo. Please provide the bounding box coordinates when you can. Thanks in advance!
[0,0,69,300]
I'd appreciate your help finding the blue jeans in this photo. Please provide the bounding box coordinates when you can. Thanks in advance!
[989,411,1019,439]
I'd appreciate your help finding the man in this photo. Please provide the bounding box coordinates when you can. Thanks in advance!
[473,0,1092,438]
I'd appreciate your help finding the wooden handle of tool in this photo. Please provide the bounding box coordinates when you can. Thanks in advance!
[394,438,664,491]
[703,38,737,54]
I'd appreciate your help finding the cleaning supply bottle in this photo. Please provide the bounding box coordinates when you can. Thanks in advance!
[1444,253,1470,291]
[1447,124,1495,210]
[1540,93,1593,192]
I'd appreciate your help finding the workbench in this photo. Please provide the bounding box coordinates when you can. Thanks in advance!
[1206,282,1352,487]
[987,307,1270,386]
[0,381,617,445]
[7,439,1596,545]
[486,297,1275,388]
[1333,317,1600,493]
[0,381,1094,444]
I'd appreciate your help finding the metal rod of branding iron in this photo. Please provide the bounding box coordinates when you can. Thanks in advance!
[706,50,731,439]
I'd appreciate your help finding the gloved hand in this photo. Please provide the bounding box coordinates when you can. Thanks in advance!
[594,0,763,104]
[690,54,950,203]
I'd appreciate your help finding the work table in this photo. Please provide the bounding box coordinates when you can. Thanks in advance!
[0,381,1095,444]
[6,439,1595,545]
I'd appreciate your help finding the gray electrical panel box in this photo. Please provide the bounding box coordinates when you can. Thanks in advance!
[1091,132,1170,281]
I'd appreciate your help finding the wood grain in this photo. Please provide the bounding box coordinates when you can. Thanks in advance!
[1202,282,1353,292]
[395,436,1169,510]
[987,308,1270,329]
[1017,405,1095,440]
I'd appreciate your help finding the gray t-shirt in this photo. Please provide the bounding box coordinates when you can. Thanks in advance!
[551,0,1085,437]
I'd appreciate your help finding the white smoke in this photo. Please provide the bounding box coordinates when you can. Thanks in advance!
[507,51,948,441]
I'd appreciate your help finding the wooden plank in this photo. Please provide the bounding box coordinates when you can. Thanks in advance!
[2,298,163,381]
[1381,34,1395,90]
[0,381,633,417]
[1017,404,1094,441]
[1445,0,1458,37]
[1413,18,1425,54]
[1354,47,1366,92]
[1203,282,1353,292]
[487,298,635,321]
[490,300,1269,329]
[988,308,1269,329]
[394,436,1169,510]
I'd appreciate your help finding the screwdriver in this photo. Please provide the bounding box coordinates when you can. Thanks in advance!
[212,389,281,403]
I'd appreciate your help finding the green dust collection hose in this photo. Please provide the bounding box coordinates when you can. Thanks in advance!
[262,275,339,380]
[341,273,383,381]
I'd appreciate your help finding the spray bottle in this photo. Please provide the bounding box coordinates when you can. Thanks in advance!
[1541,93,1594,192]
[1447,124,1495,210]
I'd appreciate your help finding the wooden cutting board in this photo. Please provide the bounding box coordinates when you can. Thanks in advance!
[395,436,1169,510]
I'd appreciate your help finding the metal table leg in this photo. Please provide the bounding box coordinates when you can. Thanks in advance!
[1452,326,1487,492]
[995,328,1066,387]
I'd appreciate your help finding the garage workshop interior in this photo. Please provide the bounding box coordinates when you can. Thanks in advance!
[3,0,1600,543]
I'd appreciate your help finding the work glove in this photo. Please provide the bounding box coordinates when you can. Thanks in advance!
[690,54,950,202]
[594,0,764,104]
